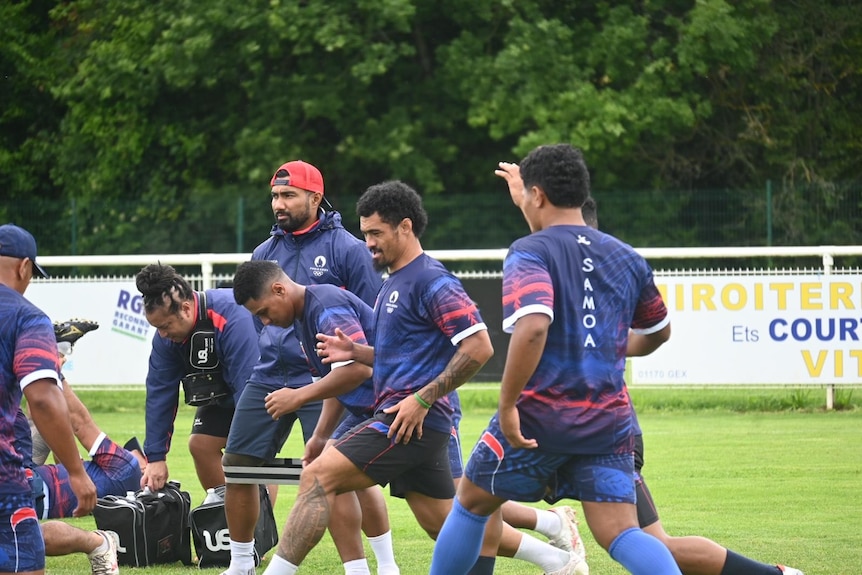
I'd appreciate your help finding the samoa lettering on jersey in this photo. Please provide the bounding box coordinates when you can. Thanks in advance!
[0,285,59,495]
[371,254,487,435]
[296,284,377,417]
[501,226,668,454]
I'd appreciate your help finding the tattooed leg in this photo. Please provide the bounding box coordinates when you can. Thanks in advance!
[273,447,377,567]
[277,475,332,564]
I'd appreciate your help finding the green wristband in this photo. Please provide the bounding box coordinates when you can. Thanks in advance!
[414,392,432,409]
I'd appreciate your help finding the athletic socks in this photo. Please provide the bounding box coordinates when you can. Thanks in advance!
[261,553,299,575]
[343,558,371,574]
[467,555,496,575]
[366,531,400,574]
[513,532,571,572]
[609,527,683,575]
[534,508,562,538]
[226,539,256,574]
[721,550,785,575]
[90,532,111,555]
[428,498,489,575]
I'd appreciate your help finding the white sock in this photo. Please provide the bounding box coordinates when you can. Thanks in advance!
[513,532,569,571]
[88,532,110,556]
[367,531,399,574]
[534,508,562,539]
[262,553,299,575]
[344,558,371,574]
[228,539,256,572]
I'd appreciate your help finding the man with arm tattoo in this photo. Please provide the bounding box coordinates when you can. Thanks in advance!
[259,181,494,575]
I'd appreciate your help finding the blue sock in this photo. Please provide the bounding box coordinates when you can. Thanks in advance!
[609,527,683,575]
[428,498,489,575]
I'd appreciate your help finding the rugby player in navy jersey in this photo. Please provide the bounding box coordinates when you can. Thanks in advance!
[429,144,682,575]
[254,181,494,575]
[220,160,390,575]
[231,259,400,575]
[0,223,96,574]
[578,197,804,575]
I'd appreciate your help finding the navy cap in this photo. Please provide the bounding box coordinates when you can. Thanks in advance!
[0,224,49,278]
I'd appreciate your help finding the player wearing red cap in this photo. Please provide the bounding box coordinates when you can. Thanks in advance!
[220,161,390,575]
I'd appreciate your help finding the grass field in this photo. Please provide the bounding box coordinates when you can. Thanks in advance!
[44,386,861,575]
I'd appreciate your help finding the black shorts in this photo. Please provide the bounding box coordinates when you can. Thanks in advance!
[191,403,235,438]
[334,413,455,500]
[633,434,660,527]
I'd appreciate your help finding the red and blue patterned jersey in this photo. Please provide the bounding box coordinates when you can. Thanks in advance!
[0,285,60,495]
[371,254,487,435]
[33,435,142,519]
[296,284,377,417]
[250,211,383,389]
[501,225,668,453]
[13,409,141,518]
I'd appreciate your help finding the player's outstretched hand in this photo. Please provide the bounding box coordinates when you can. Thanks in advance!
[499,405,537,449]
[315,328,354,364]
[495,161,526,207]
[302,434,328,466]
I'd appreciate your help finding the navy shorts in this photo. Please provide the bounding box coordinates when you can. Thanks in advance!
[333,412,365,440]
[225,381,322,461]
[192,402,235,438]
[0,493,45,572]
[41,436,143,519]
[465,424,636,504]
[334,413,455,500]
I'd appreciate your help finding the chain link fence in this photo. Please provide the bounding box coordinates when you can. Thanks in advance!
[4,182,861,272]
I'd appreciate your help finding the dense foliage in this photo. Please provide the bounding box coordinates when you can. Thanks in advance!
[2,0,860,255]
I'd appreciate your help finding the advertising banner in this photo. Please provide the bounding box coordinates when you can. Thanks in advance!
[26,281,154,385]
[632,274,862,385]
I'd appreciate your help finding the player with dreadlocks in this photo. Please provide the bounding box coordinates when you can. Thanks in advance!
[135,263,259,492]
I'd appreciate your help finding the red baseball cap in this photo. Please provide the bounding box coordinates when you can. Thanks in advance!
[270,160,324,195]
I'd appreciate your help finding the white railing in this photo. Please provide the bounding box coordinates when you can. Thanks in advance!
[37,244,862,285]
[36,245,862,408]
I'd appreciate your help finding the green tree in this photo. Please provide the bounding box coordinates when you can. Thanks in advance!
[2,0,860,255]
[0,0,69,245]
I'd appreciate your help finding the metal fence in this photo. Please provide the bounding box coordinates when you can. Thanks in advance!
[4,182,862,270]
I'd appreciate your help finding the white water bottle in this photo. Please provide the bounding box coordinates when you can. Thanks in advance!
[203,487,220,505]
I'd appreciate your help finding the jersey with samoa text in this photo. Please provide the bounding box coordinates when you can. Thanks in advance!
[501,225,668,454]
[371,254,487,435]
